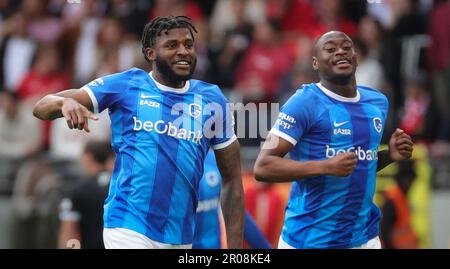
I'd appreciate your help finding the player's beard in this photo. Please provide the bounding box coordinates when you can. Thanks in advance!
[155,55,197,85]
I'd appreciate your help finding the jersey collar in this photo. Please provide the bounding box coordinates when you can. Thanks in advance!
[149,71,190,94]
[316,83,361,103]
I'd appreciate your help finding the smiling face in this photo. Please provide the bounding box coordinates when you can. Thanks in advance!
[312,31,358,83]
[146,27,197,87]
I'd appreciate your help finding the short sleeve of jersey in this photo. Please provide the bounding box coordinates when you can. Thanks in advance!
[81,72,127,114]
[270,88,314,146]
[209,89,236,150]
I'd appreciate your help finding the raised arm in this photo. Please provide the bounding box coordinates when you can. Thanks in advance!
[33,88,98,132]
[254,134,357,182]
[214,140,245,249]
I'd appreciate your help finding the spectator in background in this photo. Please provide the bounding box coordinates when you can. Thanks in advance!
[399,74,439,143]
[381,0,428,110]
[427,0,450,138]
[17,44,69,103]
[235,20,294,103]
[0,91,42,195]
[354,39,386,91]
[93,18,139,78]
[68,0,108,84]
[265,0,316,39]
[148,0,204,23]
[17,43,69,149]
[58,140,114,249]
[278,61,318,105]
[358,16,385,60]
[209,0,262,47]
[20,0,64,44]
[107,0,152,40]
[209,0,254,89]
[381,160,419,249]
[312,0,358,38]
[0,12,37,92]
[0,91,42,160]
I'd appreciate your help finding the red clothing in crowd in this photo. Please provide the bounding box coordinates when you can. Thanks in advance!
[235,43,293,100]
[245,184,284,248]
[17,70,69,148]
[427,1,450,72]
[148,1,204,22]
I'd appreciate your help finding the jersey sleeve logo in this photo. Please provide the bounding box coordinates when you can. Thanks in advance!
[88,78,104,87]
[373,117,383,133]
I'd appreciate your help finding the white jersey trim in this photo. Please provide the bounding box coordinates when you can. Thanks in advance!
[149,71,190,93]
[103,228,192,249]
[212,135,237,150]
[316,83,361,103]
[270,128,298,146]
[81,86,99,114]
[278,235,381,249]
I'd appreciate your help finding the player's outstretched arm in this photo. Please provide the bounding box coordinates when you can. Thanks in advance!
[254,134,357,182]
[377,128,414,172]
[215,140,245,249]
[33,89,98,133]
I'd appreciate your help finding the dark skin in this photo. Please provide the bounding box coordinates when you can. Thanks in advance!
[145,28,196,88]
[254,31,413,182]
[33,27,245,248]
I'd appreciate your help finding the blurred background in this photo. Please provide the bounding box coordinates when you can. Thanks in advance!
[0,0,449,249]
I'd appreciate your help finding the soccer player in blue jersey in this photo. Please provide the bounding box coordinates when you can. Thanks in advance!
[193,150,271,249]
[33,16,245,249]
[254,31,413,249]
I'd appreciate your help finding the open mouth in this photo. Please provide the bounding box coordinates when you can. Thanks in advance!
[333,59,352,67]
[173,60,191,67]
[333,59,351,65]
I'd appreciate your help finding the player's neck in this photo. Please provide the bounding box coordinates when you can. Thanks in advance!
[320,78,357,98]
[152,70,186,89]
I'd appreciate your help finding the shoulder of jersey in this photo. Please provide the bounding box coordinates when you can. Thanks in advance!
[190,79,226,99]
[292,83,323,101]
[357,85,389,103]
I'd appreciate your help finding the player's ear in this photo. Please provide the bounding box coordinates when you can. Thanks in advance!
[312,57,319,71]
[146,48,156,62]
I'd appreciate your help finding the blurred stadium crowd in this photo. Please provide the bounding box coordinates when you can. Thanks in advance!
[0,0,449,249]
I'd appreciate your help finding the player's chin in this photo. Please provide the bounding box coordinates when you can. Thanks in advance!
[172,68,194,80]
[332,67,354,77]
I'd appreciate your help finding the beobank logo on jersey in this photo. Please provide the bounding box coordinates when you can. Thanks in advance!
[326,145,378,161]
[133,116,203,144]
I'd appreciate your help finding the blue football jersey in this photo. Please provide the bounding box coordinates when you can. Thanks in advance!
[271,83,389,248]
[193,150,222,249]
[82,68,236,244]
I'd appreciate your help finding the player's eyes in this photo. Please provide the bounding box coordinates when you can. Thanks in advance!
[325,48,336,53]
[185,43,193,49]
[166,43,177,49]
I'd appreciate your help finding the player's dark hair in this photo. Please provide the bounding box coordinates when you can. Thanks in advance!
[141,16,197,63]
[83,141,114,165]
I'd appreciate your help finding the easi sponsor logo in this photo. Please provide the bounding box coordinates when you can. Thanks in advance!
[140,99,160,108]
[133,116,202,144]
[333,120,351,135]
[333,128,352,135]
[326,145,378,161]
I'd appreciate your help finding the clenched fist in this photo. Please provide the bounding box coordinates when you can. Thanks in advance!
[324,152,358,177]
